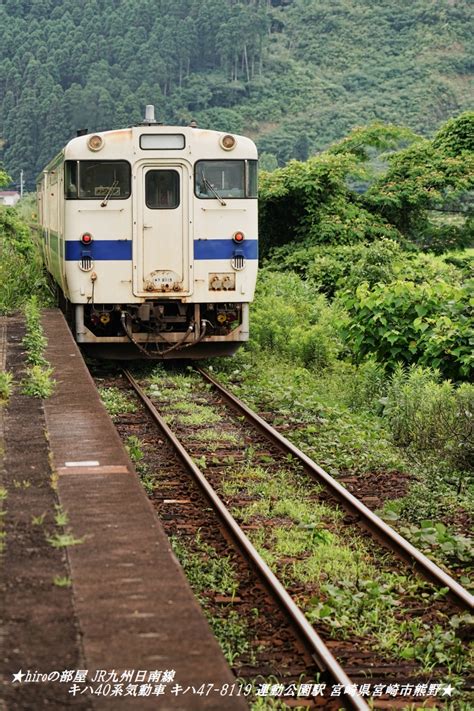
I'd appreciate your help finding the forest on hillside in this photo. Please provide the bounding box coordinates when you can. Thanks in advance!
[1,0,473,187]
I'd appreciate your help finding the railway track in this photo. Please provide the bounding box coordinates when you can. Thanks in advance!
[96,364,473,709]
[195,368,473,612]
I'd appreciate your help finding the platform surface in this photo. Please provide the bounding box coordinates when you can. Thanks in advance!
[1,310,247,710]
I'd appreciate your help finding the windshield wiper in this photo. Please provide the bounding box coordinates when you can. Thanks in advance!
[202,175,226,206]
[100,180,119,207]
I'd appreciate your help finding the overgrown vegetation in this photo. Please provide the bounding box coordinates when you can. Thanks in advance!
[171,533,251,665]
[0,371,13,405]
[21,296,55,398]
[0,207,52,313]
[259,113,473,255]
[147,367,472,680]
[98,386,137,418]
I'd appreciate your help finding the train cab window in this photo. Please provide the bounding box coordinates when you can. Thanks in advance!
[65,160,131,199]
[145,170,180,209]
[195,160,257,199]
[247,160,258,198]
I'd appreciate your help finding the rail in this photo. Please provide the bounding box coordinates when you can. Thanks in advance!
[123,368,371,711]
[195,367,473,613]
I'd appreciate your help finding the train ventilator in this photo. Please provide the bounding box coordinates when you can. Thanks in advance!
[36,106,258,359]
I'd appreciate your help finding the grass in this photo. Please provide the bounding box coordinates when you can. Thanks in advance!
[164,404,222,427]
[171,533,240,599]
[215,433,471,674]
[130,358,473,682]
[171,533,251,665]
[192,428,240,445]
[54,505,68,527]
[20,296,55,398]
[53,575,72,587]
[125,435,156,493]
[211,349,473,572]
[46,532,85,548]
[98,386,137,417]
[0,206,53,314]
[0,371,13,404]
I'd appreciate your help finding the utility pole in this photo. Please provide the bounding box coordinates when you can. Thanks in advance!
[20,169,24,198]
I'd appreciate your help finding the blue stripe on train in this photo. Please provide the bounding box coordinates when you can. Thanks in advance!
[64,239,258,261]
[65,240,133,261]
[194,239,258,260]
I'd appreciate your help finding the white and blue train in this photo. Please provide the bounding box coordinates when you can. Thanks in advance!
[36,106,258,358]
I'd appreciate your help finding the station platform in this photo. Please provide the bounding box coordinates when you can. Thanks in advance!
[1,310,247,710]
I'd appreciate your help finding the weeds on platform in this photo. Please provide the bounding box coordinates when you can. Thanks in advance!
[46,531,85,548]
[53,575,72,587]
[21,296,55,398]
[0,371,13,404]
[22,364,55,398]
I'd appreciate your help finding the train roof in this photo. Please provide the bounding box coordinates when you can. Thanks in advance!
[39,124,257,180]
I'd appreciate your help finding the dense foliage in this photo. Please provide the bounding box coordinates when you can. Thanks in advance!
[0,207,52,313]
[259,113,474,254]
[259,113,473,381]
[1,0,473,186]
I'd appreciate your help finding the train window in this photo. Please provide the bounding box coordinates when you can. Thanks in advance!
[247,160,258,198]
[145,170,180,209]
[195,161,257,199]
[65,160,131,199]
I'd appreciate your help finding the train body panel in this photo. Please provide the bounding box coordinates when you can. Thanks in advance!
[37,116,258,358]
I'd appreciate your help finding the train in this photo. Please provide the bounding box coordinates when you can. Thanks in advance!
[36,106,258,358]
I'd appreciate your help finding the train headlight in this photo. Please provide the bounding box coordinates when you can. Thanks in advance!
[233,231,245,243]
[220,134,236,151]
[88,134,104,152]
[81,232,93,244]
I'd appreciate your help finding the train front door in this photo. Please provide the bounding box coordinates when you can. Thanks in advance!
[135,164,190,295]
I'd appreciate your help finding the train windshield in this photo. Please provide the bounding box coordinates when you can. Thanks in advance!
[65,160,131,199]
[195,160,257,199]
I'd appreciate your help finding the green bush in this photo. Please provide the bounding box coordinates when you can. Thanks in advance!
[250,270,346,369]
[268,239,403,297]
[384,365,473,473]
[345,358,386,414]
[340,278,473,380]
[258,152,401,255]
[408,218,473,254]
[0,207,52,313]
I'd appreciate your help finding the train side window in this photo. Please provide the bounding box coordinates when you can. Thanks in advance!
[65,160,131,200]
[145,170,180,209]
[247,160,258,198]
[65,161,78,198]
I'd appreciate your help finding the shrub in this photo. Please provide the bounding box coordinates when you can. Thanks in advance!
[339,278,473,380]
[250,270,346,369]
[0,207,53,313]
[384,365,473,473]
[345,358,386,413]
[258,153,402,255]
[267,239,403,297]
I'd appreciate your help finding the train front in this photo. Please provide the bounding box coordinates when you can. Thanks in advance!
[63,117,258,358]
